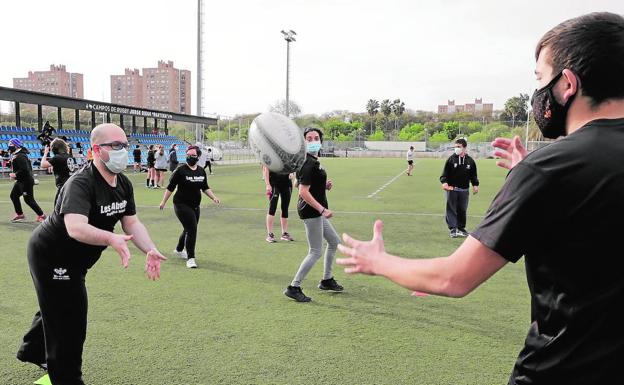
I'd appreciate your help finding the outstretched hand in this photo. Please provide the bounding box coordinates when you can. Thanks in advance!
[145,249,167,280]
[336,220,387,275]
[491,135,527,170]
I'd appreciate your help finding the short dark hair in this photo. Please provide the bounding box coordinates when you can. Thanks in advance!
[536,12,624,107]
[303,127,324,143]
[455,138,467,148]
[187,145,202,157]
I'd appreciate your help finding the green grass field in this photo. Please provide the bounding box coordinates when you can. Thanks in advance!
[0,158,530,385]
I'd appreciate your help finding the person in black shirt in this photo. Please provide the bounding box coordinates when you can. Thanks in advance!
[146,145,156,188]
[284,128,343,302]
[168,143,179,172]
[132,145,142,173]
[7,138,46,223]
[37,121,56,146]
[16,123,166,385]
[439,138,479,238]
[263,165,294,243]
[159,145,220,269]
[336,12,624,385]
[41,138,76,205]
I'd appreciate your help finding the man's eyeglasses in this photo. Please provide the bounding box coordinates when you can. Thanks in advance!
[98,142,129,150]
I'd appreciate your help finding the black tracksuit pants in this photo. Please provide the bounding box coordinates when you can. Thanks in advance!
[268,183,292,218]
[11,180,44,216]
[174,203,201,259]
[445,189,469,231]
[18,236,88,385]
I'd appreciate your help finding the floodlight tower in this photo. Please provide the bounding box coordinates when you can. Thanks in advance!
[281,30,296,117]
[196,0,205,142]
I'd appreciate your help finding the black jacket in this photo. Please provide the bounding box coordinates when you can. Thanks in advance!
[169,149,179,171]
[439,153,479,189]
[11,148,34,183]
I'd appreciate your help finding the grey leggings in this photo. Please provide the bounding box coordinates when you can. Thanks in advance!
[291,216,341,287]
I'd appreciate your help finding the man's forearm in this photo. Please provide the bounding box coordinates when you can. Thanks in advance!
[68,223,113,246]
[377,254,453,296]
[123,220,157,253]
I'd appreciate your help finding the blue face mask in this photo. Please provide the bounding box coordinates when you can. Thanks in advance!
[306,141,321,154]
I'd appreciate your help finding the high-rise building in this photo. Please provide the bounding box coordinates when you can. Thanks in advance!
[110,61,191,113]
[438,98,493,116]
[111,69,143,107]
[142,60,191,113]
[13,64,84,98]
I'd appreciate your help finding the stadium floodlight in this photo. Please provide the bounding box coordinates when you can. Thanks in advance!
[281,29,297,116]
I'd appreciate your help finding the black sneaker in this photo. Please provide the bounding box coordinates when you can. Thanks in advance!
[284,285,311,302]
[17,354,47,370]
[450,229,458,238]
[457,229,469,237]
[318,277,344,292]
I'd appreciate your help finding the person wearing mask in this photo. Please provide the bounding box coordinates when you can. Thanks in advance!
[336,13,624,385]
[205,148,213,174]
[7,138,46,223]
[406,145,415,176]
[439,138,479,238]
[40,138,76,205]
[283,127,343,302]
[16,123,166,385]
[263,165,294,243]
[168,144,179,172]
[146,145,156,188]
[154,144,169,188]
[132,145,142,173]
[159,146,220,269]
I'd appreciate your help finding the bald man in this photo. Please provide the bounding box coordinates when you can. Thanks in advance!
[16,124,166,385]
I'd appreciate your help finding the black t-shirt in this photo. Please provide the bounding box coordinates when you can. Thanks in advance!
[296,154,328,219]
[11,150,34,183]
[32,163,136,269]
[167,165,209,207]
[48,153,73,187]
[472,118,624,385]
[133,149,142,161]
[147,150,155,164]
[439,154,479,189]
[269,171,291,186]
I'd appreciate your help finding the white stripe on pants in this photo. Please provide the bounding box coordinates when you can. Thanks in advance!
[291,216,341,287]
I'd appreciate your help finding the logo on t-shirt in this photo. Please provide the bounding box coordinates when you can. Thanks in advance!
[185,176,205,182]
[100,200,128,216]
[53,267,70,280]
[67,157,77,172]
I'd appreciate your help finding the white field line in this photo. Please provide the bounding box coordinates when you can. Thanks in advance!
[367,170,408,199]
[0,200,485,218]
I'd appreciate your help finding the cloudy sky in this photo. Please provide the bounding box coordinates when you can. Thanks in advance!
[0,0,621,116]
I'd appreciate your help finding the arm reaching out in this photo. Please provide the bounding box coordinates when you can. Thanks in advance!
[336,220,508,297]
[492,136,527,170]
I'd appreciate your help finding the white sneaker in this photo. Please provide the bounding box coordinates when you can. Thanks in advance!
[173,249,188,259]
[186,258,197,268]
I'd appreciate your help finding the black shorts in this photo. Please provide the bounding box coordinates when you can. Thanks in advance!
[147,162,155,168]
[155,168,167,172]
[133,158,141,164]
[407,160,413,165]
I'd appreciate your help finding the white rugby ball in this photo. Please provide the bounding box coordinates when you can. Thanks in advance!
[248,112,305,174]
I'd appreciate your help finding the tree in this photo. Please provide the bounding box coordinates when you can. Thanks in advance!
[365,99,380,134]
[269,99,302,117]
[443,121,460,140]
[503,93,529,127]
[391,99,406,130]
[368,129,385,141]
[380,99,392,132]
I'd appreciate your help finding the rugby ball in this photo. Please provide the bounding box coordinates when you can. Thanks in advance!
[248,112,305,174]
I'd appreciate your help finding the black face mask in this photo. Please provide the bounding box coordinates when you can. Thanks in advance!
[531,72,576,139]
[8,145,16,153]
[186,157,198,166]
